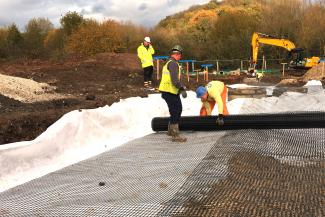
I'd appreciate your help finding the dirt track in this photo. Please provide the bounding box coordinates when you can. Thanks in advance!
[0,53,147,144]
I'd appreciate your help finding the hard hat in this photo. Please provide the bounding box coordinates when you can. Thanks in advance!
[144,36,151,43]
[171,45,183,54]
[196,86,207,98]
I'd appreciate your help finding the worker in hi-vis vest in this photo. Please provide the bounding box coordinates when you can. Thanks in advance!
[137,36,155,88]
[159,45,187,142]
[196,81,229,126]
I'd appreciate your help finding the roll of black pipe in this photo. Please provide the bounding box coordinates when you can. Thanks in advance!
[151,112,325,131]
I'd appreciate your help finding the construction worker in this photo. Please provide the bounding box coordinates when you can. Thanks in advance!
[159,45,187,142]
[196,80,229,125]
[137,36,155,88]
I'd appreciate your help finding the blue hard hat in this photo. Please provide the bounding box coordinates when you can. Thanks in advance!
[196,86,207,98]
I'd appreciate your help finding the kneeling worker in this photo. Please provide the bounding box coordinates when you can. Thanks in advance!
[159,45,187,142]
[196,80,229,125]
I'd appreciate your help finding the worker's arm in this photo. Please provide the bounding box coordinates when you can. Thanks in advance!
[149,45,155,55]
[137,46,145,61]
[168,61,183,89]
[209,91,224,115]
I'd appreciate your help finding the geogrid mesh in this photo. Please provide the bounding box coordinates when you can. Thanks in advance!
[159,128,325,217]
[1,127,324,216]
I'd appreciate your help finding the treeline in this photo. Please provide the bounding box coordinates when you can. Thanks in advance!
[0,12,148,60]
[154,0,325,61]
[0,0,324,61]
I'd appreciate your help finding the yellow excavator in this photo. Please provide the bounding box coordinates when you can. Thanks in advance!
[250,32,320,72]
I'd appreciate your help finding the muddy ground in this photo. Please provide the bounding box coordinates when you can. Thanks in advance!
[0,53,310,144]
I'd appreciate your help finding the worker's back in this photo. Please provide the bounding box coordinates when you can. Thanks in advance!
[206,81,224,96]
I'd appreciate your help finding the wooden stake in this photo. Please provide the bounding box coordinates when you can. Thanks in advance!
[205,66,209,81]
[196,69,199,83]
[281,63,287,77]
[217,61,219,73]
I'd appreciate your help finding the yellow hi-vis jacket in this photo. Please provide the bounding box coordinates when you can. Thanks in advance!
[137,43,155,68]
[159,60,180,94]
[204,81,225,115]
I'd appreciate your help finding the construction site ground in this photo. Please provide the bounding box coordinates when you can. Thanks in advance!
[1,54,324,216]
[0,53,323,145]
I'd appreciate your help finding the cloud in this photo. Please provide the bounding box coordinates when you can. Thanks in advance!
[92,4,106,13]
[167,0,181,6]
[0,0,209,30]
[138,3,147,11]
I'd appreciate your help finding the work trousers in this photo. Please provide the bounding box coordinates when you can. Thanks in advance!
[161,92,182,124]
[143,66,153,82]
[200,86,229,116]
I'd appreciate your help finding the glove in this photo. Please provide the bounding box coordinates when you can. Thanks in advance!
[179,86,187,98]
[216,114,224,126]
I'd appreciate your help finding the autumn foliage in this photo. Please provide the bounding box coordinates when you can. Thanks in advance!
[0,0,324,62]
[65,20,122,55]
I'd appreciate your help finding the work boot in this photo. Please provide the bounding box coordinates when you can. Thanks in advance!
[167,122,172,136]
[170,124,187,142]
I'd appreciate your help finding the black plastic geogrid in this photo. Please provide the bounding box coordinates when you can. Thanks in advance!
[1,115,324,216]
[152,111,325,131]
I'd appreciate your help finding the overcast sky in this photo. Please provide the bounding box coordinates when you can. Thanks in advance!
[0,0,209,30]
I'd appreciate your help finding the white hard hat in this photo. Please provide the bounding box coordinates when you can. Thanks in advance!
[144,36,151,43]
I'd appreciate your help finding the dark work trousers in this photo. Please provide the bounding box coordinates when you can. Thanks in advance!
[161,92,182,124]
[143,66,153,82]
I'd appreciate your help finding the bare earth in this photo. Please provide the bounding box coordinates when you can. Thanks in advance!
[1,53,322,145]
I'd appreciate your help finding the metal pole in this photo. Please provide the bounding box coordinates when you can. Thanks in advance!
[192,61,195,73]
[186,62,189,82]
[262,55,265,73]
[156,59,159,80]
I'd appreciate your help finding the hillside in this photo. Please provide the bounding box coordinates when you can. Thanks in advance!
[157,0,260,30]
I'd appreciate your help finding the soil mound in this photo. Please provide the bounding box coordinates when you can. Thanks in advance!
[303,62,325,82]
[0,73,67,103]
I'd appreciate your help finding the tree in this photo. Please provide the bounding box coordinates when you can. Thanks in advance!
[24,18,54,58]
[0,28,8,57]
[44,29,65,58]
[60,11,84,36]
[119,21,147,53]
[298,4,325,56]
[65,19,122,55]
[6,24,23,57]
[207,10,260,60]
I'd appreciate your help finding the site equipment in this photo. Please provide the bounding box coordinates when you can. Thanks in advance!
[250,32,320,72]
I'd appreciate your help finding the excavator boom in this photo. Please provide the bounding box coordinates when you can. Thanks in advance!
[251,32,296,65]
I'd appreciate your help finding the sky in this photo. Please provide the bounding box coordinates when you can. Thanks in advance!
[0,0,209,30]
[1,81,325,192]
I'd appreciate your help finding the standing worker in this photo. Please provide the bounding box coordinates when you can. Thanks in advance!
[137,36,155,88]
[196,80,229,125]
[159,45,187,142]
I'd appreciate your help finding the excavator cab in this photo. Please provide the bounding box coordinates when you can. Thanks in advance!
[289,48,320,69]
[288,48,305,69]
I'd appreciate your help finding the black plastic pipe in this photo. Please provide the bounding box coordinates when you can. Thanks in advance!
[151,112,325,131]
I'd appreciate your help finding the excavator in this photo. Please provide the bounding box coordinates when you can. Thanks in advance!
[250,32,320,72]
